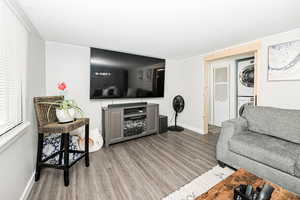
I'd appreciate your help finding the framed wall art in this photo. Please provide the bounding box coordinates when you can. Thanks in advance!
[268,39,300,81]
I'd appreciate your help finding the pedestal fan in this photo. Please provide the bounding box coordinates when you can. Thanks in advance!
[168,95,185,132]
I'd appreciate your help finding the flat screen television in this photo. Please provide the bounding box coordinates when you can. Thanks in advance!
[90,48,165,99]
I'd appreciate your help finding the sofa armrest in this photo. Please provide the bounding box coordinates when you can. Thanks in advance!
[216,118,248,162]
[296,154,300,178]
[223,118,248,136]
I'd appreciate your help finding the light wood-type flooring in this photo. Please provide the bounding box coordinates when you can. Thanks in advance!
[28,129,219,200]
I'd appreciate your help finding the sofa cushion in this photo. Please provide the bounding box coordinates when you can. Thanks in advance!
[242,105,300,144]
[229,131,300,177]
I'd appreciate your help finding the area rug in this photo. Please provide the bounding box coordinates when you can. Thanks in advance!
[162,166,234,200]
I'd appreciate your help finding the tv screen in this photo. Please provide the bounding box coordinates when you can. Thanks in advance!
[90,48,165,99]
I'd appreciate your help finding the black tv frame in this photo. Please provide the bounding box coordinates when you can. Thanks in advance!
[90,47,166,99]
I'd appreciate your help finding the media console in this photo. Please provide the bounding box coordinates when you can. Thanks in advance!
[102,103,159,147]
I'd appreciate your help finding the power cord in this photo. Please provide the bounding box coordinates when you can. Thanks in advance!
[168,110,175,125]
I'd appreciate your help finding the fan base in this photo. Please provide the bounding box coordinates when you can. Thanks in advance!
[168,126,184,132]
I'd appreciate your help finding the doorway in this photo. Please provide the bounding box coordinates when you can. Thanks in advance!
[203,41,261,134]
[208,54,254,130]
[209,62,230,127]
[153,68,165,97]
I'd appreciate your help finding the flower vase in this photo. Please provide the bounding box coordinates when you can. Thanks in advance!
[56,108,75,123]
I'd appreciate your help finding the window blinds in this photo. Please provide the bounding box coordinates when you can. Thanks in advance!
[0,1,27,135]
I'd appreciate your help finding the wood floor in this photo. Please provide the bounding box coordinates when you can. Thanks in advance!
[28,130,219,200]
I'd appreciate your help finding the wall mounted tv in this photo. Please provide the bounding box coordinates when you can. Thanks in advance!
[90,48,165,99]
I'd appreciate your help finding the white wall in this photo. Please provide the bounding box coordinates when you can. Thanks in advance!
[0,33,45,200]
[45,28,300,135]
[259,28,300,109]
[168,55,204,133]
[190,28,300,132]
[170,28,300,132]
[45,42,189,132]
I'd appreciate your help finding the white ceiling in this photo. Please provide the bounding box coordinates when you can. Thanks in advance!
[16,0,300,59]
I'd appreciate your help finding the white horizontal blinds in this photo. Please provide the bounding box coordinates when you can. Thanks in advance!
[0,1,8,127]
[0,0,27,135]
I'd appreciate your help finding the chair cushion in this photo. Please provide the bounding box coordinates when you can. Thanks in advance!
[42,134,80,164]
[242,105,300,144]
[39,118,89,133]
[229,131,300,177]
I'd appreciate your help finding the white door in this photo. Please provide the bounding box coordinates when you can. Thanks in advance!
[212,65,230,126]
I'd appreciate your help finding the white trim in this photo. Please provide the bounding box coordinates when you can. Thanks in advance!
[4,0,42,38]
[19,172,35,200]
[179,123,204,134]
[0,121,31,153]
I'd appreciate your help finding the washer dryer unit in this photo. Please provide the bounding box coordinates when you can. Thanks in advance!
[238,96,254,116]
[237,58,255,96]
[236,57,255,117]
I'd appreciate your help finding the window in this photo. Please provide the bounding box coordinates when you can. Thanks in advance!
[0,1,27,135]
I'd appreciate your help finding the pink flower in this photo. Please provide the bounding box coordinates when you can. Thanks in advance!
[57,82,67,91]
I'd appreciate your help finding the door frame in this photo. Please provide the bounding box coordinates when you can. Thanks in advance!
[203,41,261,134]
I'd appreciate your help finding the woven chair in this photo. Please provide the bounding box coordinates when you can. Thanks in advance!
[33,96,90,186]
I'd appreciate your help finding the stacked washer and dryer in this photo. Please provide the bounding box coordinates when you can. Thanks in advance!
[236,57,255,116]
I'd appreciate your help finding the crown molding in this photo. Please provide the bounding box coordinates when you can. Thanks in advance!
[4,0,43,39]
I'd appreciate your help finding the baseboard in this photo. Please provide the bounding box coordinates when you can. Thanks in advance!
[20,172,35,200]
[179,123,204,134]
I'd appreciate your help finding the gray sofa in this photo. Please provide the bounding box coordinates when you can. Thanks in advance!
[216,105,300,195]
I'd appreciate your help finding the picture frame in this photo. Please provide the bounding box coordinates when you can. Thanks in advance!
[268,39,300,81]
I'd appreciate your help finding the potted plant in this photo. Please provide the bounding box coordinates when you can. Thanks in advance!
[41,82,83,123]
[54,99,83,123]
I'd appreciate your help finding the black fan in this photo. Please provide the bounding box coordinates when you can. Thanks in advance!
[168,95,185,132]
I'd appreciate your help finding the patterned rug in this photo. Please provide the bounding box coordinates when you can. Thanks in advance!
[162,166,234,200]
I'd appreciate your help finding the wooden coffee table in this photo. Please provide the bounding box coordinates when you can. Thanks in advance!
[196,168,299,200]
